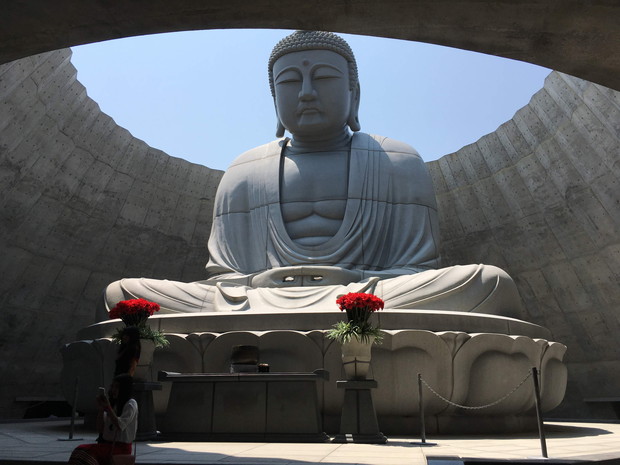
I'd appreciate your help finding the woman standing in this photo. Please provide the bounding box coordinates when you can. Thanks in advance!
[68,374,138,464]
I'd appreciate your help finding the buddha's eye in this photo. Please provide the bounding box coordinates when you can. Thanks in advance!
[313,75,339,81]
[313,65,343,81]
[313,72,340,81]
[275,70,302,85]
[277,78,301,85]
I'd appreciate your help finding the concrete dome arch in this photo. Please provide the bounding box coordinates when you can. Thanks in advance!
[1,0,619,91]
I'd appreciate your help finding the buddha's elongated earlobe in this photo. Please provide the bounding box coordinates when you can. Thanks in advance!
[276,119,285,138]
[348,115,361,132]
[347,84,361,132]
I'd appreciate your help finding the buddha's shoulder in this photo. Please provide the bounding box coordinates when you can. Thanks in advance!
[362,133,435,204]
[228,139,285,168]
[217,140,284,199]
[360,133,424,162]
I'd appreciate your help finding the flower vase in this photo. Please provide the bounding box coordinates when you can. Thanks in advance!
[134,339,155,382]
[341,336,375,380]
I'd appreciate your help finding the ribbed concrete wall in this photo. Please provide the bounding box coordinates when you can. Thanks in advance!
[0,50,223,417]
[0,49,619,419]
[429,72,620,417]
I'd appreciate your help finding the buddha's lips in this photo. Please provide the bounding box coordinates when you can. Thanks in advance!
[298,107,320,115]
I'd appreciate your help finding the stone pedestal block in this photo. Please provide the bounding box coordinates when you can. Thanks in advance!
[333,380,387,444]
[133,381,162,441]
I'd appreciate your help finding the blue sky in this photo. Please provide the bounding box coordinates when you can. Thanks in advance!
[71,29,550,171]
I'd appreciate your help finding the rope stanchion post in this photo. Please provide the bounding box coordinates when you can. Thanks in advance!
[58,376,82,441]
[411,374,436,446]
[418,373,426,444]
[69,376,78,439]
[531,367,548,458]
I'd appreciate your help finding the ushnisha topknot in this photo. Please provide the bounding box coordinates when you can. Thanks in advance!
[268,30,359,97]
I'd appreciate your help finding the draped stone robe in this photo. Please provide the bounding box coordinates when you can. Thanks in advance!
[103,133,524,317]
[206,132,440,279]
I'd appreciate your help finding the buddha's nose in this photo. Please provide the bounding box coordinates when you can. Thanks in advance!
[299,78,317,100]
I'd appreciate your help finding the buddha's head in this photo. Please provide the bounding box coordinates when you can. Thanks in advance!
[269,31,361,138]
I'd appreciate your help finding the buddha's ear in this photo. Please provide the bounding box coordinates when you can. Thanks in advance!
[275,119,286,138]
[347,83,361,132]
[274,102,286,138]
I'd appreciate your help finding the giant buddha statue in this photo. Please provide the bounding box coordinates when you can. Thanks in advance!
[68,31,567,435]
[103,30,524,317]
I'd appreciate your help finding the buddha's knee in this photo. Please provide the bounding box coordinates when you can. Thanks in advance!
[94,280,125,320]
[104,280,126,308]
[475,264,525,318]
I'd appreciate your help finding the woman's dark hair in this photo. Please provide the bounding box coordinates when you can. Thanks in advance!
[114,326,141,376]
[111,373,134,416]
[121,326,141,345]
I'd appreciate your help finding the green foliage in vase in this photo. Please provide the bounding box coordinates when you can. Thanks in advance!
[327,320,383,344]
[111,324,169,348]
[326,292,385,344]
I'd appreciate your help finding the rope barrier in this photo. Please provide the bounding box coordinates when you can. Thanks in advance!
[415,368,549,458]
[420,370,532,410]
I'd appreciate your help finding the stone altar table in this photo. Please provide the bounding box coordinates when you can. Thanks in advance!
[158,369,329,442]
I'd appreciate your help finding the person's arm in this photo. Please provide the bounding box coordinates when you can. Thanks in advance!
[95,390,111,434]
[96,406,105,435]
[104,399,137,432]
[98,394,121,430]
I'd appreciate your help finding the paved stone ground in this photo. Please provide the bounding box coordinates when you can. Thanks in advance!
[0,419,619,464]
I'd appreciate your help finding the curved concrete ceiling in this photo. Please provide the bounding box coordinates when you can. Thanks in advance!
[2,0,619,91]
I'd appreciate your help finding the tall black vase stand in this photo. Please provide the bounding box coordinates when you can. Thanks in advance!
[332,379,387,444]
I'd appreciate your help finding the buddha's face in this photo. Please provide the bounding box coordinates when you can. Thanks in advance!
[272,49,355,138]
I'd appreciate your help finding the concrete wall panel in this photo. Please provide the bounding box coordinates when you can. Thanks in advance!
[433,72,620,418]
[0,50,223,417]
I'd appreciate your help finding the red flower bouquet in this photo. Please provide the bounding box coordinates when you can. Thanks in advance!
[336,292,384,310]
[328,292,385,344]
[109,298,160,326]
[109,298,168,347]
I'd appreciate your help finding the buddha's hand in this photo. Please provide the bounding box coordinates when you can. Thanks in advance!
[251,266,363,288]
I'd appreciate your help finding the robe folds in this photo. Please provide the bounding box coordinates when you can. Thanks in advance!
[206,132,441,279]
[103,133,524,317]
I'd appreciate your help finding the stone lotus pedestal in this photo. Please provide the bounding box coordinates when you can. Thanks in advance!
[61,309,568,435]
